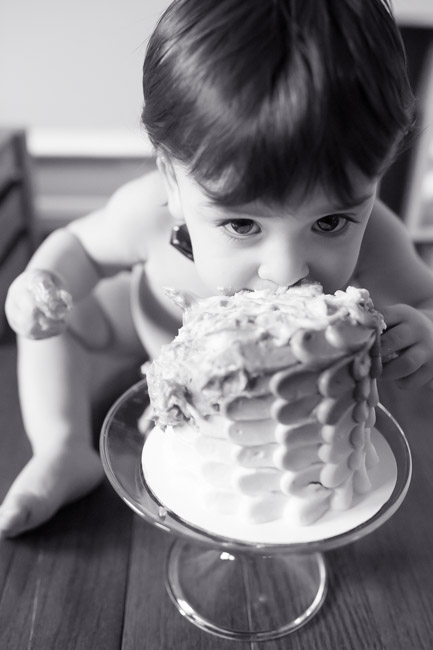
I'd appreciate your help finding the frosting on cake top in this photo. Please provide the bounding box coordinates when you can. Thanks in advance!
[146,283,385,428]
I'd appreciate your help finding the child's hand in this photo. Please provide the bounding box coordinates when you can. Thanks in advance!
[380,304,433,389]
[5,269,73,339]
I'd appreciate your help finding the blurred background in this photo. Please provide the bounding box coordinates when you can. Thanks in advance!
[1,0,433,335]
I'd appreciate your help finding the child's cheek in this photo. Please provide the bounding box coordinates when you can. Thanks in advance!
[193,256,238,293]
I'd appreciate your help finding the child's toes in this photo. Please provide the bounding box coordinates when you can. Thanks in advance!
[0,499,30,537]
[0,494,49,538]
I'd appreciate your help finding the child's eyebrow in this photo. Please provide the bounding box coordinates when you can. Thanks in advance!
[202,192,374,216]
[331,193,373,211]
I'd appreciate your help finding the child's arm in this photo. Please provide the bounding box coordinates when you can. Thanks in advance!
[6,172,162,339]
[357,199,433,388]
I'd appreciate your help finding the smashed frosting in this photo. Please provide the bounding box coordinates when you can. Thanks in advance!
[147,284,384,428]
[144,283,385,526]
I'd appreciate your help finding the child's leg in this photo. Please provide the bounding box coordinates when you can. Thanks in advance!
[0,273,145,537]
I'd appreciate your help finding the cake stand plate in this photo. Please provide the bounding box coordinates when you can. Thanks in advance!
[100,379,412,642]
[142,424,397,546]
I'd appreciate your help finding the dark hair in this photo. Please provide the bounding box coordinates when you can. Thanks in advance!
[142,0,415,206]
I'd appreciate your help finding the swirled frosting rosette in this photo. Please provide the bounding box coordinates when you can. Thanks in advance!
[145,283,385,526]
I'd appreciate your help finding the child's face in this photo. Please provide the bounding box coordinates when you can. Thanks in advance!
[162,161,378,294]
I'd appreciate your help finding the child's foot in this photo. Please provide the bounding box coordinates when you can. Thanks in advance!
[0,444,104,538]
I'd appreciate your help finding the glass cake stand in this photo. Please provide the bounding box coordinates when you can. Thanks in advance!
[100,379,412,643]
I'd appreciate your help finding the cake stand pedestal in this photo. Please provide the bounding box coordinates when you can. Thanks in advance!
[100,379,411,643]
[165,542,327,641]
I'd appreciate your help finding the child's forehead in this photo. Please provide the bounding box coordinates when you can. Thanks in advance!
[184,172,375,215]
[172,159,378,217]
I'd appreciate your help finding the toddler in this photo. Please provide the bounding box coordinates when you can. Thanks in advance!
[2,0,433,537]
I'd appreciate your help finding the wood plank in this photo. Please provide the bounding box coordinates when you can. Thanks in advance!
[122,518,246,650]
[0,486,133,650]
[0,341,31,496]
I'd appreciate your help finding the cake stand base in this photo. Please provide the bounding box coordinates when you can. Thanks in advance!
[165,539,327,642]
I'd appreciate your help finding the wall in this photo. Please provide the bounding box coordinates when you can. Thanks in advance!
[392,0,433,25]
[0,0,168,134]
[0,1,170,236]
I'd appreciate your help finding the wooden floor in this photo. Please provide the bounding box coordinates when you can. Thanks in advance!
[2,329,433,649]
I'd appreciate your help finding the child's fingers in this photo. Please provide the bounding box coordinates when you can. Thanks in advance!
[5,302,40,337]
[380,303,415,326]
[5,286,34,322]
[32,312,67,339]
[379,304,405,329]
[395,363,433,390]
[380,321,414,358]
[381,343,427,381]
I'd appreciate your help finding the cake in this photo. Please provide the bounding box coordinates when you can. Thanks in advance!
[144,283,385,526]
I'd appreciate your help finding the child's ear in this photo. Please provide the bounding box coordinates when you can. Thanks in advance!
[156,154,183,221]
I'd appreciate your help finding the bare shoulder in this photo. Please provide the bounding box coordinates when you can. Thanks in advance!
[360,199,408,258]
[356,198,433,305]
[67,168,171,266]
[106,169,167,222]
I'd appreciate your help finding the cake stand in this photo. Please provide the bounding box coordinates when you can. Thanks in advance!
[100,379,412,642]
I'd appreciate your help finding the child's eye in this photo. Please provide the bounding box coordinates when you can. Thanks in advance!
[313,214,352,234]
[221,219,261,237]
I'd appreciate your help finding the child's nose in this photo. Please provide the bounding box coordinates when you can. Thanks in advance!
[258,243,309,287]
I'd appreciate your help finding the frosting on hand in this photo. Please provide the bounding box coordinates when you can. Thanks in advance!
[5,269,73,339]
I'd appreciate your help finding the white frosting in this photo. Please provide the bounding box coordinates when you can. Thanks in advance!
[142,425,397,543]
